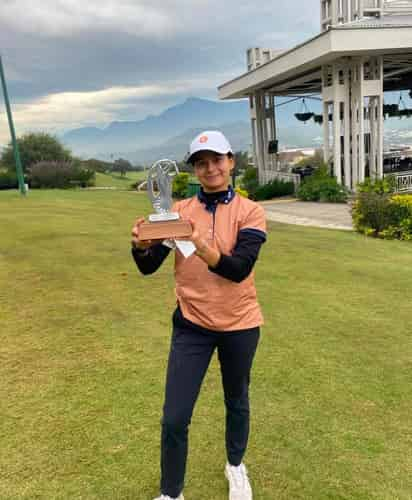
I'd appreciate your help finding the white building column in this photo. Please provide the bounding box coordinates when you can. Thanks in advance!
[349,58,364,187]
[343,65,352,189]
[267,94,277,171]
[254,91,267,184]
[322,101,330,165]
[250,90,278,184]
[346,56,385,189]
[369,97,377,180]
[249,95,258,173]
[332,65,342,184]
[322,63,346,183]
[271,94,279,171]
[359,60,366,184]
[377,57,384,180]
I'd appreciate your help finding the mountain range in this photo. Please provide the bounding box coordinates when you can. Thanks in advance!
[61,97,251,160]
[61,96,412,164]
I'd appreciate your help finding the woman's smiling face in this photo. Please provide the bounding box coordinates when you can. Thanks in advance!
[193,151,234,192]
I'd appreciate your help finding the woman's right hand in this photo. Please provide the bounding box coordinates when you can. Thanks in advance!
[131,217,161,250]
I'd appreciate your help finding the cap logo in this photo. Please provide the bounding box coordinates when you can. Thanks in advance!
[199,135,208,144]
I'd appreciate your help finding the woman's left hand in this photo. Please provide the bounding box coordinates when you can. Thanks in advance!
[179,218,220,266]
[186,217,207,253]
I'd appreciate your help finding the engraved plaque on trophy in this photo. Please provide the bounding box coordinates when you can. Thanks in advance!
[139,159,193,241]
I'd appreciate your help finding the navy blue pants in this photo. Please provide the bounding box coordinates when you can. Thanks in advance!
[160,307,260,497]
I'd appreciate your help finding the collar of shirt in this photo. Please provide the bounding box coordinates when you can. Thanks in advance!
[197,185,236,213]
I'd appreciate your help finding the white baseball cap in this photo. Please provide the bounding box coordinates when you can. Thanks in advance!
[187,130,233,164]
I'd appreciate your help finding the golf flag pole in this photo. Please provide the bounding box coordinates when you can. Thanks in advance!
[0,54,26,195]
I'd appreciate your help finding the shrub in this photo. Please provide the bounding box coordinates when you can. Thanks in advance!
[352,191,412,240]
[254,179,295,201]
[240,167,294,200]
[391,193,412,209]
[382,194,412,240]
[28,160,95,189]
[317,178,349,203]
[352,192,396,235]
[235,186,249,198]
[172,172,190,198]
[297,165,348,202]
[379,218,412,241]
[357,176,396,194]
[0,171,19,190]
[241,167,259,199]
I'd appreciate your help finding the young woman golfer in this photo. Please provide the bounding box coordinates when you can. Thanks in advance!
[131,131,267,500]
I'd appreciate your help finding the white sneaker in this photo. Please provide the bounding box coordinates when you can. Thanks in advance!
[225,462,252,500]
[153,494,184,500]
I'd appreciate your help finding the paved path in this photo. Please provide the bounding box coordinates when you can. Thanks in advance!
[261,198,354,231]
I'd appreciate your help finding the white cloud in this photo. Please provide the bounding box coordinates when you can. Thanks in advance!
[0,0,321,143]
[0,0,241,38]
[0,0,174,38]
[0,71,237,143]
[0,0,319,40]
[0,85,163,142]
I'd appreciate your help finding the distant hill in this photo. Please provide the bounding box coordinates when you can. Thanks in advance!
[61,96,325,162]
[62,97,251,157]
[121,121,329,164]
[122,121,253,164]
[60,96,412,163]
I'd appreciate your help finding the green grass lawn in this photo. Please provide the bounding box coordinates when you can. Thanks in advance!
[1,189,411,500]
[93,171,201,190]
[94,171,147,189]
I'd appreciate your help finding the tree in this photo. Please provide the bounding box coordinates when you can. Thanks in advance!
[241,166,259,199]
[232,151,250,188]
[112,158,132,177]
[234,151,249,172]
[173,172,190,198]
[1,132,72,173]
[81,158,113,173]
[176,160,192,173]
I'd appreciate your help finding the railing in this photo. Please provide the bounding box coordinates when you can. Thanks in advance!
[393,170,412,192]
[359,0,412,16]
[383,0,412,15]
[261,169,301,187]
[363,0,384,13]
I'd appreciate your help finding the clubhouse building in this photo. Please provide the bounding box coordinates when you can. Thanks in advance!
[218,0,412,192]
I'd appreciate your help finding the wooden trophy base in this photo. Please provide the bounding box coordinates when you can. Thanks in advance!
[139,219,192,241]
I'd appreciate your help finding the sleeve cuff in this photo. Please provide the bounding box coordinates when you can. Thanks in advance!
[131,246,150,258]
[239,228,267,242]
[208,254,228,275]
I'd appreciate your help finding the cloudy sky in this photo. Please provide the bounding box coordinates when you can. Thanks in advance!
[0,0,319,143]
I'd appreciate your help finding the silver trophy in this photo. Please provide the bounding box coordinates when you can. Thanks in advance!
[139,159,193,242]
[147,159,179,222]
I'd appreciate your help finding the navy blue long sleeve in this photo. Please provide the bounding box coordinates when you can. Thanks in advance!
[208,228,266,283]
[131,243,171,275]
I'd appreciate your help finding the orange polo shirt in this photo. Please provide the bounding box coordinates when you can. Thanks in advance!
[172,193,266,331]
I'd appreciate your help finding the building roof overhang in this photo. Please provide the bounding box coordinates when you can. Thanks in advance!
[218,23,412,99]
